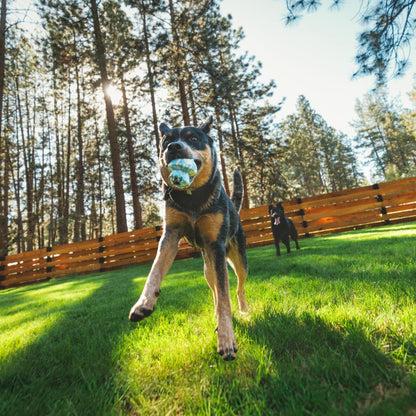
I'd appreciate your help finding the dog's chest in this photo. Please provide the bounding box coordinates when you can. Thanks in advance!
[183,212,225,247]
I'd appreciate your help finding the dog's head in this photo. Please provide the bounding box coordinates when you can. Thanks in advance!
[268,203,285,226]
[159,116,216,191]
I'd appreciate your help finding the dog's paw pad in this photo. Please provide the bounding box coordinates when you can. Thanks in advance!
[218,345,237,361]
[140,306,154,317]
[217,339,238,360]
[129,306,154,322]
[129,311,145,322]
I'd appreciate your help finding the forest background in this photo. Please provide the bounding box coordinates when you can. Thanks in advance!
[1,0,416,256]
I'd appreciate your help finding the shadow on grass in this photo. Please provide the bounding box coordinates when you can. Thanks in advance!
[0,257,216,416]
[232,309,416,416]
[0,270,141,416]
[1,223,415,415]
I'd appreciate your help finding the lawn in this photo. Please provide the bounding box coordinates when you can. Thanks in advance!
[1,222,416,415]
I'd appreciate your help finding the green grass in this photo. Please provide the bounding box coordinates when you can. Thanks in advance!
[1,222,416,415]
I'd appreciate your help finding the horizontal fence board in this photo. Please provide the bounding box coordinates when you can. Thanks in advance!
[2,258,47,274]
[0,248,47,266]
[48,262,103,279]
[102,227,162,245]
[0,269,51,288]
[378,177,416,193]
[46,239,101,255]
[101,250,158,266]
[1,176,416,289]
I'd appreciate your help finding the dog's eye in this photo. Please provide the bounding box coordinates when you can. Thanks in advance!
[188,137,198,143]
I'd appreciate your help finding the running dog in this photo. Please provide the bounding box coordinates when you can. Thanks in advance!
[269,203,300,256]
[129,116,249,361]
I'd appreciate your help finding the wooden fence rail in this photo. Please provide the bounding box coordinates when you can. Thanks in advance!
[1,176,416,289]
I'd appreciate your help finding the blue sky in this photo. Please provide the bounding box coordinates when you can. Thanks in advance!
[220,0,415,138]
[12,0,415,141]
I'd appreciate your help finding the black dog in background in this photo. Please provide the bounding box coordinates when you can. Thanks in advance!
[268,203,300,256]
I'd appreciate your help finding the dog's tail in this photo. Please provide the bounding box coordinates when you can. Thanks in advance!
[231,169,244,211]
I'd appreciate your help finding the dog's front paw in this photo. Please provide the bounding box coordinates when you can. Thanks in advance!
[217,331,238,361]
[129,306,154,322]
[129,295,157,322]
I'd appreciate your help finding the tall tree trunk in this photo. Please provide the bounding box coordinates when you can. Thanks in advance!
[94,118,104,238]
[48,113,55,247]
[74,59,86,242]
[168,0,190,125]
[63,77,71,244]
[184,60,197,126]
[51,69,66,245]
[24,87,36,251]
[229,104,249,209]
[121,76,142,229]
[138,0,160,153]
[2,131,10,256]
[10,113,24,253]
[0,0,5,136]
[214,103,230,195]
[38,123,46,249]
[90,0,127,234]
[0,0,6,256]
[16,77,35,251]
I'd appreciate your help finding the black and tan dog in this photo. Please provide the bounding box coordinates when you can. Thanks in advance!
[129,116,249,360]
[269,203,300,256]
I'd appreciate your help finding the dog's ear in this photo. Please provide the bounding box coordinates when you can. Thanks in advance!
[199,116,213,134]
[159,122,171,137]
[268,205,273,214]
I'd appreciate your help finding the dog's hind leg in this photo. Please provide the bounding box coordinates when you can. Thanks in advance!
[227,239,249,313]
[282,235,291,254]
[202,250,218,317]
[294,237,300,250]
[204,244,238,360]
[289,220,300,250]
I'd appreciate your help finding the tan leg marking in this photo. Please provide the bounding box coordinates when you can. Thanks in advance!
[203,245,237,360]
[227,241,249,313]
[129,207,190,320]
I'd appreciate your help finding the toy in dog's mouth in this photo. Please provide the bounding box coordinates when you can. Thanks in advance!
[167,158,201,189]
[274,217,280,226]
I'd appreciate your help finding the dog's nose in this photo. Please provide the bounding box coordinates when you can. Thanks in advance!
[167,142,184,153]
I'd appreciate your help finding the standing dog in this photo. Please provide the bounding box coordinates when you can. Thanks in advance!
[129,116,249,361]
[269,203,300,256]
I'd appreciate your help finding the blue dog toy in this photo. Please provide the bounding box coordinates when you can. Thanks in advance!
[168,159,198,188]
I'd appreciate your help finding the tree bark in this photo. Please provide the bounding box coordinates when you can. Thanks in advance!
[0,0,7,256]
[121,76,143,229]
[90,0,127,233]
[74,58,86,242]
[138,0,160,153]
[229,104,249,209]
[214,103,230,195]
[168,0,190,125]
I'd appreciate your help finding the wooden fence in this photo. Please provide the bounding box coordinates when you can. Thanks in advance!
[1,176,416,289]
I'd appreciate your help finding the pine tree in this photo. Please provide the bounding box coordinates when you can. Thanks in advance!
[0,0,7,256]
[354,89,416,179]
[281,96,360,197]
[89,0,127,233]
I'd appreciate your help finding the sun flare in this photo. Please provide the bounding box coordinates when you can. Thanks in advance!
[104,84,122,104]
